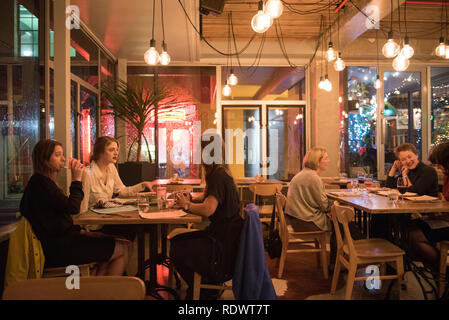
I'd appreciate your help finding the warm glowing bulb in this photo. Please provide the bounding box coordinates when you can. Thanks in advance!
[228,72,238,86]
[144,41,159,65]
[401,44,414,59]
[265,0,283,19]
[392,54,409,71]
[222,82,231,96]
[435,38,446,57]
[251,2,273,33]
[327,44,337,62]
[160,51,170,65]
[318,76,324,90]
[382,33,400,58]
[334,53,345,71]
[445,45,449,59]
[374,75,381,89]
[323,75,332,92]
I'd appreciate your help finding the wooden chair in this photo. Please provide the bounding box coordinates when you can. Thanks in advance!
[275,193,328,279]
[193,272,232,300]
[438,240,449,297]
[2,276,145,300]
[249,183,282,223]
[329,202,405,300]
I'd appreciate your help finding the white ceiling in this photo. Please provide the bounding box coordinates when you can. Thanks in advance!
[71,0,200,63]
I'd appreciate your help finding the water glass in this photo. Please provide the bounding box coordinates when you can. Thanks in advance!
[157,186,167,210]
[137,192,151,214]
[388,192,399,204]
[350,180,358,192]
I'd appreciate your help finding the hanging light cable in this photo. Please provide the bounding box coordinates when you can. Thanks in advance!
[159,0,170,65]
[326,1,336,62]
[223,14,232,96]
[392,2,409,71]
[334,9,345,71]
[227,13,238,86]
[382,0,400,58]
[400,1,414,59]
[435,1,446,57]
[444,2,449,59]
[319,20,325,90]
[375,29,382,90]
[144,0,160,65]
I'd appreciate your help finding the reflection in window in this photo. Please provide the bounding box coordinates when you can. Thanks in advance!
[19,5,38,57]
[267,106,305,180]
[342,67,378,178]
[431,67,449,145]
[223,107,261,178]
[70,28,99,87]
[79,88,97,164]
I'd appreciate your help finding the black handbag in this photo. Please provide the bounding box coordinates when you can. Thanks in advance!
[264,204,282,259]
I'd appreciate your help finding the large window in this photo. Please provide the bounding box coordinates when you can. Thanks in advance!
[431,67,449,145]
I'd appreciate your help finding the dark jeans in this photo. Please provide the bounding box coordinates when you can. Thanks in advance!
[99,225,137,242]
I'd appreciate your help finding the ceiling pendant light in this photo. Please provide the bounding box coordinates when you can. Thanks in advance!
[144,39,159,65]
[251,0,272,33]
[374,74,381,89]
[222,80,231,97]
[323,74,332,92]
[400,36,414,59]
[318,76,324,90]
[326,42,337,62]
[265,0,283,19]
[159,42,171,65]
[334,52,345,71]
[392,53,409,72]
[436,37,446,57]
[228,69,238,86]
[382,32,400,58]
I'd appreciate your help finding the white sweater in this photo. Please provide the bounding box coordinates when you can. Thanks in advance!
[80,161,144,213]
[285,168,332,231]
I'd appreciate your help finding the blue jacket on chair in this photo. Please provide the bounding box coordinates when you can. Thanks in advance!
[232,204,277,300]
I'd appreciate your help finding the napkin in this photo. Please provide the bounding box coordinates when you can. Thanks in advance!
[91,205,137,214]
[139,210,188,219]
[405,195,440,202]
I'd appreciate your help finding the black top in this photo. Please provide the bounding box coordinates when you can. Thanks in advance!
[204,166,243,280]
[386,161,439,197]
[20,173,83,242]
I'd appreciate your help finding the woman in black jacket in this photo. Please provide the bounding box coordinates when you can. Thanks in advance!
[170,135,243,300]
[20,139,129,275]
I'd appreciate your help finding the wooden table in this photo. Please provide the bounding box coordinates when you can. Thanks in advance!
[153,179,202,186]
[73,208,201,299]
[235,178,288,202]
[327,190,449,238]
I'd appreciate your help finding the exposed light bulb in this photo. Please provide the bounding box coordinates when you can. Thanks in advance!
[327,42,337,62]
[374,74,381,89]
[251,1,273,33]
[323,75,332,92]
[318,76,324,90]
[435,37,446,57]
[222,81,231,96]
[334,52,346,71]
[144,39,159,65]
[400,36,414,59]
[382,32,400,58]
[265,0,283,19]
[159,42,171,65]
[228,69,238,86]
[392,54,409,72]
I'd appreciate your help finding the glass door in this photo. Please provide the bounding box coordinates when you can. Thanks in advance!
[378,68,428,179]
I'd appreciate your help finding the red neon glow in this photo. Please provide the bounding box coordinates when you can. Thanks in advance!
[336,0,349,12]
[80,109,91,163]
[101,65,113,77]
[70,39,90,61]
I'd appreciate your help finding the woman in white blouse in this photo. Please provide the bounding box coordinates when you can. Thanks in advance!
[80,136,154,238]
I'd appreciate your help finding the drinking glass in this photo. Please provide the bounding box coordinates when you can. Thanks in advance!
[137,192,151,214]
[397,177,408,202]
[157,186,167,210]
[350,180,358,192]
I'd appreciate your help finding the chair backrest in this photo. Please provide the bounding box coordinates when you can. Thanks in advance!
[275,193,289,246]
[330,202,356,257]
[2,276,146,300]
[249,183,282,203]
[165,184,194,193]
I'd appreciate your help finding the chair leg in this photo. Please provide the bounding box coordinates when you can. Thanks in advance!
[330,255,342,294]
[344,263,357,300]
[439,246,448,298]
[278,250,287,279]
[319,237,328,279]
[193,272,201,300]
[314,240,321,268]
[396,256,404,299]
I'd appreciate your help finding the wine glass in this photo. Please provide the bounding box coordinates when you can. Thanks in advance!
[397,177,408,202]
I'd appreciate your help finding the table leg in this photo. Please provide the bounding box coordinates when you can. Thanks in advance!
[137,226,145,281]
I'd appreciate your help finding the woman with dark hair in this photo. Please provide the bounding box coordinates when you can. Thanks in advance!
[407,142,449,273]
[80,136,154,216]
[170,134,243,300]
[20,139,129,275]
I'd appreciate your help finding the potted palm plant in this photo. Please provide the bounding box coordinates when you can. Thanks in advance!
[101,79,181,185]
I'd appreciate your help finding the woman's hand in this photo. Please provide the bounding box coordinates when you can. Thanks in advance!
[175,192,190,208]
[389,160,402,177]
[69,158,84,181]
[141,181,155,191]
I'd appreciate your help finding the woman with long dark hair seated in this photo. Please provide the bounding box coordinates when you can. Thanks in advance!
[20,139,129,275]
[170,135,244,300]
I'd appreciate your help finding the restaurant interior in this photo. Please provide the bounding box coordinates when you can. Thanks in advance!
[1,0,449,302]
